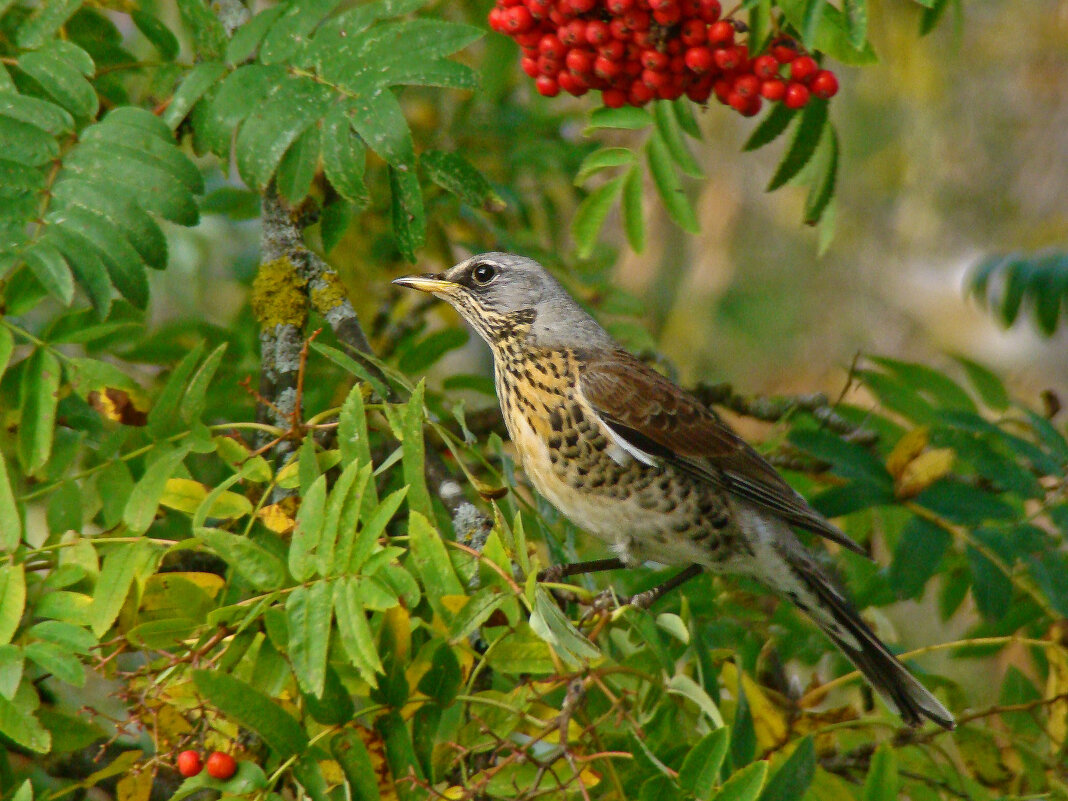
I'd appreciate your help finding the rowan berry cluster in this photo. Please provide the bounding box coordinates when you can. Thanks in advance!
[488,0,838,116]
[176,749,237,780]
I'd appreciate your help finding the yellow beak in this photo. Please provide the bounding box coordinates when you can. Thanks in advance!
[392,274,458,294]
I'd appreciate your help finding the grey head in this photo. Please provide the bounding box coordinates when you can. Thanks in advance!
[393,252,615,351]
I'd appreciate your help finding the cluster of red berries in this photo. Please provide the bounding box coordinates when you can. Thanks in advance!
[177,750,237,780]
[488,0,838,115]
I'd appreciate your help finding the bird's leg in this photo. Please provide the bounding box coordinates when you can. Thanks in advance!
[536,557,628,583]
[625,564,704,610]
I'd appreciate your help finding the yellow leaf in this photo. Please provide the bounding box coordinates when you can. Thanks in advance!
[721,662,789,749]
[160,479,253,519]
[886,427,929,478]
[276,449,342,488]
[153,704,193,746]
[258,501,296,534]
[116,769,154,801]
[318,759,346,786]
[442,788,465,800]
[383,606,411,663]
[212,436,272,482]
[1046,627,1068,754]
[895,448,955,498]
[440,595,470,615]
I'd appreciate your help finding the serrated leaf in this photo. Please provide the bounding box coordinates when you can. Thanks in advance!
[530,587,600,665]
[15,0,80,49]
[349,486,407,571]
[179,342,227,423]
[759,737,815,801]
[421,150,504,212]
[585,105,653,131]
[350,88,413,167]
[0,565,26,645]
[0,115,59,166]
[888,517,951,599]
[575,146,636,186]
[148,342,204,435]
[23,243,73,305]
[90,542,155,636]
[25,641,84,686]
[966,545,1012,620]
[0,453,21,551]
[175,0,227,59]
[196,63,286,157]
[258,0,337,65]
[621,163,645,253]
[0,91,74,135]
[448,587,508,642]
[0,694,50,753]
[332,730,381,801]
[572,175,624,259]
[163,61,227,130]
[714,760,768,801]
[389,165,425,262]
[653,101,702,177]
[226,5,285,64]
[417,642,461,706]
[803,123,837,224]
[192,669,309,756]
[321,106,368,206]
[679,726,729,798]
[123,444,192,534]
[862,744,897,801]
[646,133,699,233]
[778,0,877,64]
[672,98,702,139]
[334,577,384,686]
[17,44,98,120]
[401,381,432,516]
[291,473,327,581]
[196,528,285,591]
[286,580,333,697]
[767,100,828,191]
[408,511,463,620]
[17,348,61,475]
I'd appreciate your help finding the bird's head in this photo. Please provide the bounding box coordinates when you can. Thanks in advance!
[394,252,613,351]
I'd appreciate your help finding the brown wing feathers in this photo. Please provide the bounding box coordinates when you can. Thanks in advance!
[579,350,868,557]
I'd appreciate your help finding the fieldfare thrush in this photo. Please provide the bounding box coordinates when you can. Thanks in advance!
[395,252,954,730]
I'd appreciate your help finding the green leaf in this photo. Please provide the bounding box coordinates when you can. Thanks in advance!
[286,580,333,697]
[321,106,369,206]
[22,239,71,306]
[179,342,227,422]
[914,479,1014,525]
[234,77,332,190]
[678,726,730,798]
[24,641,84,686]
[530,587,600,665]
[89,542,156,636]
[788,428,892,486]
[653,101,702,177]
[767,100,828,191]
[258,0,338,65]
[646,133,699,234]
[800,0,826,49]
[319,460,368,577]
[226,5,285,64]
[803,124,837,225]
[919,0,951,35]
[0,694,50,753]
[672,98,702,139]
[196,528,285,591]
[0,91,74,135]
[15,0,80,48]
[448,586,508,642]
[376,710,424,801]
[401,381,432,517]
[351,89,414,167]
[148,342,205,435]
[175,0,228,59]
[870,356,977,412]
[17,43,98,121]
[862,744,897,801]
[743,102,797,152]
[888,517,951,599]
[417,642,461,706]
[713,760,768,801]
[291,473,327,581]
[132,10,180,60]
[192,669,309,756]
[339,384,374,468]
[574,146,636,185]
[621,163,645,253]
[572,175,624,260]
[17,348,61,475]
[585,105,653,131]
[334,577,384,686]
[407,511,463,619]
[0,453,22,551]
[389,165,425,262]
[304,665,355,725]
[966,545,1012,620]
[844,0,869,50]
[195,64,287,157]
[0,564,26,645]
[171,761,268,801]
[348,486,407,571]
[758,737,814,801]
[332,730,382,801]
[398,328,469,374]
[778,0,877,63]
[421,150,504,212]
[123,444,192,535]
[163,62,228,130]
[953,356,1009,411]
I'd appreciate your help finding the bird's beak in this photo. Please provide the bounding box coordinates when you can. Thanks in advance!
[392,273,458,294]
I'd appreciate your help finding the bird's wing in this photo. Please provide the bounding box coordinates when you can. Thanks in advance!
[577,349,867,556]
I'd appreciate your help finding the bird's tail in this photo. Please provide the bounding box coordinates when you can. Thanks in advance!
[787,558,955,730]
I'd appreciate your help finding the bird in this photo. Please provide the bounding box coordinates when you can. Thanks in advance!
[394,252,954,730]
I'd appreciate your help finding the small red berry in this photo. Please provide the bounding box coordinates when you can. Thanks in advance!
[487,8,506,32]
[684,46,714,73]
[640,49,669,71]
[602,88,627,108]
[536,54,559,76]
[759,79,785,101]
[538,34,565,58]
[535,75,560,96]
[629,79,655,104]
[609,19,631,39]
[622,10,651,31]
[177,751,203,778]
[569,0,597,12]
[566,48,594,74]
[784,82,810,109]
[585,20,611,46]
[641,68,669,89]
[520,56,539,77]
[514,31,542,47]
[649,0,677,11]
[503,6,534,33]
[607,0,634,12]
[205,752,237,781]
[652,6,681,25]
[680,18,707,47]
[712,45,742,71]
[732,74,759,98]
[707,20,734,45]
[559,20,585,46]
[752,54,779,80]
[686,76,714,102]
[771,40,798,63]
[594,55,623,79]
[790,55,818,83]
[558,71,588,95]
[698,0,721,22]
[712,77,732,104]
[739,96,762,116]
[528,0,552,17]
[810,69,839,98]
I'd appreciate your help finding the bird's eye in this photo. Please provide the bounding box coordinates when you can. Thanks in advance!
[471,263,497,285]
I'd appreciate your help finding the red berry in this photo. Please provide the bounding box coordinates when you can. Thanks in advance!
[535,75,560,96]
[503,6,534,33]
[727,90,748,112]
[640,49,669,71]
[629,79,655,104]
[810,69,839,98]
[538,34,565,58]
[528,0,552,17]
[594,55,622,79]
[712,45,742,71]
[177,751,203,778]
[609,19,631,39]
[771,40,798,63]
[607,0,634,12]
[558,71,588,95]
[602,88,627,108]
[649,0,676,11]
[599,39,625,60]
[790,55,818,83]
[679,19,708,47]
[752,54,779,80]
[488,8,505,32]
[520,56,539,77]
[707,20,734,45]
[585,20,611,46]
[686,76,714,102]
[684,46,714,73]
[652,6,681,24]
[641,68,669,89]
[759,79,785,101]
[733,74,759,98]
[536,54,559,76]
[739,96,762,116]
[205,752,237,781]
[622,10,651,31]
[698,0,721,22]
[566,48,594,74]
[514,31,542,47]
[784,82,810,109]
[559,20,584,45]
[570,0,596,12]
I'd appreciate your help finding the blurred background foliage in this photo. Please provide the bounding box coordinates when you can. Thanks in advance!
[0,0,1067,800]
